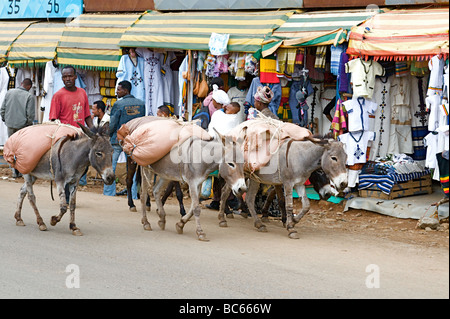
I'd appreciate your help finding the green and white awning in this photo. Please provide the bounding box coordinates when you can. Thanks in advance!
[7,22,65,67]
[119,10,296,53]
[262,9,383,57]
[0,21,35,63]
[57,13,142,71]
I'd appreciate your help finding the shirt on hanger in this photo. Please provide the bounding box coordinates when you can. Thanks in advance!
[345,58,385,99]
[343,96,377,132]
[338,131,376,166]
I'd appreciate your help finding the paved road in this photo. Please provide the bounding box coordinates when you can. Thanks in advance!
[0,180,448,299]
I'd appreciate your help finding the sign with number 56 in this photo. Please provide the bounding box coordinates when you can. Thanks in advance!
[0,0,83,19]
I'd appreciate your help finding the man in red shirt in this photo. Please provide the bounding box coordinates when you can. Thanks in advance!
[49,65,93,129]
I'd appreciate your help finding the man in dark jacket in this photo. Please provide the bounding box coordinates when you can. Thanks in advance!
[104,80,145,196]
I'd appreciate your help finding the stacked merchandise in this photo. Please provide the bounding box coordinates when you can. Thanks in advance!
[100,71,117,111]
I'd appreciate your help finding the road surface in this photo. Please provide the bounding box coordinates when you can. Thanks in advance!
[0,180,448,299]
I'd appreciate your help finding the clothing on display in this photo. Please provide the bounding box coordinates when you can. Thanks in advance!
[345,58,385,99]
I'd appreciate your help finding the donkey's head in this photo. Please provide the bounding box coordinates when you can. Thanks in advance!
[214,129,247,196]
[309,169,333,201]
[78,123,115,185]
[308,136,347,192]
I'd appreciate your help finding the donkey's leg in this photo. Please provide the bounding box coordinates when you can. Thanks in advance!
[25,175,47,231]
[190,181,208,241]
[153,177,170,230]
[127,157,138,212]
[218,184,231,227]
[284,183,299,239]
[245,179,267,232]
[67,183,82,236]
[293,184,310,224]
[14,180,29,227]
[50,181,69,227]
[140,167,153,231]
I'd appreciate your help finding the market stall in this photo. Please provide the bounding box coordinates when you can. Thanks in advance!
[345,7,449,203]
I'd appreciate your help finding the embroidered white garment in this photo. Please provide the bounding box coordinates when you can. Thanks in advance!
[338,131,376,166]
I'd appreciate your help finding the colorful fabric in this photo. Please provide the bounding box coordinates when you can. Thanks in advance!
[437,152,449,197]
[259,56,279,83]
[358,170,431,194]
[331,97,347,139]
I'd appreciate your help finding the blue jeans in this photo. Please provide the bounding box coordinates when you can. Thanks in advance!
[103,144,138,198]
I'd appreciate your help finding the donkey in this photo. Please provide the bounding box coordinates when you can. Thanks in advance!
[140,132,247,241]
[218,136,347,239]
[14,124,114,236]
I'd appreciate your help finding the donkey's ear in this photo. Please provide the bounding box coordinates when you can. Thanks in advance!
[77,122,96,139]
[99,122,110,137]
[213,127,226,146]
[305,135,329,146]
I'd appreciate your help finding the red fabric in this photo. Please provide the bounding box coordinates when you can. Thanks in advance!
[49,88,91,127]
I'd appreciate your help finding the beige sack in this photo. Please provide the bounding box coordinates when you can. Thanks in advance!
[3,123,82,174]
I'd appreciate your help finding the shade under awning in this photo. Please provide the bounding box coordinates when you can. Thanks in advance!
[7,22,65,67]
[118,10,295,53]
[0,21,35,63]
[262,9,382,57]
[57,13,142,71]
[347,7,449,61]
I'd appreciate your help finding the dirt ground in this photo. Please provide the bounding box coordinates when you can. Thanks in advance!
[1,167,448,249]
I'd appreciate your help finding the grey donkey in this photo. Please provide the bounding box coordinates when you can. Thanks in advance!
[14,124,115,236]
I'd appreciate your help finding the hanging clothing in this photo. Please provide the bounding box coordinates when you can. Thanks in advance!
[388,76,413,155]
[410,75,430,161]
[338,131,376,166]
[116,53,145,104]
[40,61,57,122]
[136,48,164,116]
[437,152,449,197]
[0,67,11,145]
[160,51,177,107]
[427,55,444,96]
[289,77,314,126]
[177,55,189,118]
[343,96,377,132]
[345,58,385,99]
[369,76,392,161]
[227,86,249,122]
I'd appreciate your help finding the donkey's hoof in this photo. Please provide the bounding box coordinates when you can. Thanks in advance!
[219,221,228,228]
[176,222,184,234]
[50,216,58,226]
[257,225,268,232]
[261,217,270,223]
[288,231,299,239]
[129,206,137,212]
[16,220,25,227]
[197,233,209,242]
[146,205,151,212]
[158,221,166,230]
[39,224,48,231]
[72,229,83,236]
[143,223,152,231]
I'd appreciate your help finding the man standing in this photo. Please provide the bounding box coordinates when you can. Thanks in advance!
[1,78,35,178]
[1,78,35,137]
[92,100,110,129]
[49,65,93,129]
[105,80,145,197]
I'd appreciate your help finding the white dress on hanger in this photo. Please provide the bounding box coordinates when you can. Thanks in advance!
[136,48,164,116]
[0,67,10,145]
[369,76,392,160]
[160,51,176,107]
[41,61,57,122]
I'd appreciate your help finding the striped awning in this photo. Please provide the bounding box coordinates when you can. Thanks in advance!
[7,22,65,67]
[347,7,449,61]
[57,13,142,71]
[118,10,296,53]
[0,21,35,63]
[262,9,382,57]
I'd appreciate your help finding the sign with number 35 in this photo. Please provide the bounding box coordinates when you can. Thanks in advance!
[0,0,83,19]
